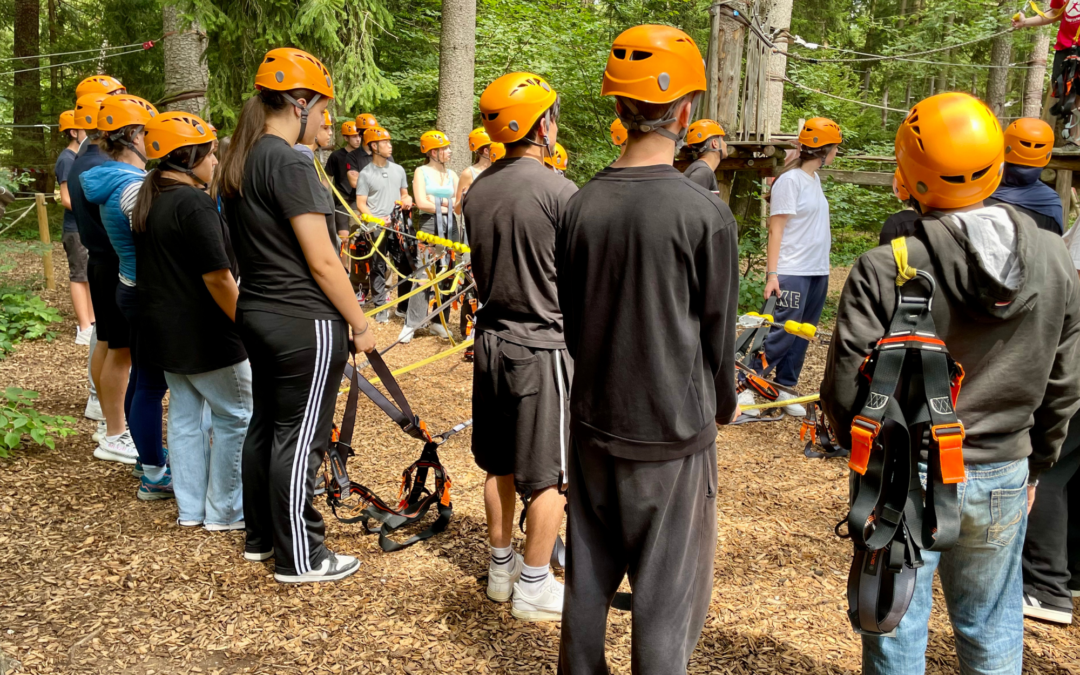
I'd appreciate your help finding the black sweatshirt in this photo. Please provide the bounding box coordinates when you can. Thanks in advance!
[557,164,740,461]
[324,146,354,206]
[683,158,719,192]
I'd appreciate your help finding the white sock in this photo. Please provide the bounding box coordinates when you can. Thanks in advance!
[519,563,549,592]
[490,545,514,570]
[143,465,166,482]
[105,432,124,442]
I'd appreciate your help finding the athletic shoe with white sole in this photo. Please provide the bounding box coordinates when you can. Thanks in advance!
[776,390,807,417]
[94,430,138,465]
[177,518,202,527]
[486,553,523,603]
[1023,593,1073,624]
[398,325,415,344]
[737,389,759,418]
[84,394,104,421]
[429,323,450,339]
[75,326,92,346]
[131,460,144,479]
[275,552,360,584]
[91,420,106,444]
[137,471,175,501]
[204,520,245,532]
[511,573,564,622]
[244,549,273,562]
[375,310,390,324]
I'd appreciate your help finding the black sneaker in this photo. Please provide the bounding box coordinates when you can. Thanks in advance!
[1022,593,1073,625]
[274,551,359,584]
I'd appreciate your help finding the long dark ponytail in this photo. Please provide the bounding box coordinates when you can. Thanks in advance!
[131,142,214,234]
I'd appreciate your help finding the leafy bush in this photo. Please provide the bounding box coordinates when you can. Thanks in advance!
[0,388,77,457]
[0,292,63,358]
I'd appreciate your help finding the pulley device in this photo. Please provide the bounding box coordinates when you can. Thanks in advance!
[839,237,966,636]
[323,346,468,552]
[735,297,782,406]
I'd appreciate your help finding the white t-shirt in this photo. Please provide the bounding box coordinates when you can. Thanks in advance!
[769,168,831,276]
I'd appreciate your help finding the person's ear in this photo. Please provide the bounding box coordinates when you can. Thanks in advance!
[677,98,693,127]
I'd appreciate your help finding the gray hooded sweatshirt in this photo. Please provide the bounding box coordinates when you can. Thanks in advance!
[822,204,1080,481]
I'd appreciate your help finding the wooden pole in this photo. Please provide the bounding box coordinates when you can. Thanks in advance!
[716,4,747,203]
[35,193,55,291]
[705,4,721,122]
[1056,169,1073,223]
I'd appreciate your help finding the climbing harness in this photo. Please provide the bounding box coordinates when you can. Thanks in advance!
[324,346,466,552]
[800,401,847,459]
[735,297,781,403]
[839,235,966,636]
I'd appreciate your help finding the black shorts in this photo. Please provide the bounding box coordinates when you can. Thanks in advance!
[1053,49,1068,93]
[471,330,572,495]
[334,208,352,235]
[87,261,130,349]
[62,231,89,283]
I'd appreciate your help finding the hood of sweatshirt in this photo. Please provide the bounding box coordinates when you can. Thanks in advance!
[921,203,1039,323]
[80,161,145,207]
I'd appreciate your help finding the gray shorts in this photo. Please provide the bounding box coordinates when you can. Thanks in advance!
[62,231,89,283]
[471,330,572,495]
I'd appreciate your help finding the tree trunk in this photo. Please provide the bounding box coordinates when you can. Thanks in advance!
[898,0,908,29]
[14,0,45,192]
[716,9,746,135]
[705,5,721,122]
[985,3,1011,118]
[1023,26,1051,118]
[935,11,954,93]
[436,0,476,175]
[162,4,209,116]
[48,0,60,168]
[764,0,793,138]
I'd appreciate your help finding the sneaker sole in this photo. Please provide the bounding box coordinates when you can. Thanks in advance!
[1071,589,1080,598]
[1023,605,1074,625]
[93,447,138,465]
[91,433,103,444]
[510,606,563,622]
[137,490,175,501]
[487,586,513,603]
[275,562,359,584]
[131,467,144,478]
[204,523,245,532]
[244,551,273,562]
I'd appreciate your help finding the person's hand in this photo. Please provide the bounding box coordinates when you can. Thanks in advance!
[400,196,414,211]
[1011,12,1027,29]
[1027,484,1037,514]
[353,323,376,354]
[764,275,781,299]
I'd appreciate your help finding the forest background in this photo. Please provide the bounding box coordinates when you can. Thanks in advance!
[0,0,1054,302]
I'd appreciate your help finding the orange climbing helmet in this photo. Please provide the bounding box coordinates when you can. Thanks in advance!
[895,92,1004,210]
[420,130,451,154]
[1003,118,1053,168]
[544,142,568,171]
[144,111,216,160]
[610,118,627,146]
[254,48,334,99]
[322,110,333,127]
[893,169,910,202]
[468,126,492,152]
[341,120,358,137]
[799,118,842,148]
[687,119,725,146]
[479,72,559,144]
[59,110,76,133]
[601,25,707,104]
[355,113,378,130]
[364,126,391,147]
[97,95,158,132]
[490,143,506,162]
[75,75,125,98]
[73,93,108,130]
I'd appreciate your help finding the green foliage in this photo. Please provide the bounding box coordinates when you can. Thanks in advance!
[0,387,77,457]
[820,180,895,264]
[0,290,62,358]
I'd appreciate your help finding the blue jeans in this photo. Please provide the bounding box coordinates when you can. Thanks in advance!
[163,361,253,525]
[863,459,1029,675]
[115,282,168,467]
[759,274,829,386]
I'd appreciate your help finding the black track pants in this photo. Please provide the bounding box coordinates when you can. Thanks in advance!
[558,440,718,675]
[237,309,348,576]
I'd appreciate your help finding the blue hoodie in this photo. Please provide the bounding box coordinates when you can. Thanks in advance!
[80,161,146,281]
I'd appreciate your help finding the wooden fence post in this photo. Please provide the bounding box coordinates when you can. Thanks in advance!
[35,193,55,291]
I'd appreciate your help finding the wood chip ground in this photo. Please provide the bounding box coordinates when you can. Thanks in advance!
[0,244,1077,674]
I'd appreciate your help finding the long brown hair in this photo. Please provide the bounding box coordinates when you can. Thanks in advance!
[775,144,837,179]
[131,142,214,233]
[213,88,315,200]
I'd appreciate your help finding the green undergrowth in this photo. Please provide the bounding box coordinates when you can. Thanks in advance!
[0,388,77,458]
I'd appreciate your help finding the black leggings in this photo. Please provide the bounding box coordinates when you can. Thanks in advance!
[237,309,348,577]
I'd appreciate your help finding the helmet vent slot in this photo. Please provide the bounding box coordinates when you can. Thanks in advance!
[941,174,966,184]
[1020,140,1033,148]
[613,49,627,60]
[630,50,653,61]
[1034,143,1046,149]
[910,125,921,136]
[971,166,991,180]
[484,113,499,121]
[916,138,925,152]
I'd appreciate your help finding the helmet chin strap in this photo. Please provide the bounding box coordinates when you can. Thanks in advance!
[110,126,146,162]
[162,145,208,190]
[617,93,702,149]
[280,92,323,145]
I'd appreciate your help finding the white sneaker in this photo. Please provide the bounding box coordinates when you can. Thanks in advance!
[777,391,807,417]
[75,326,92,346]
[204,520,245,532]
[511,573,564,622]
[397,325,415,344]
[275,551,359,584]
[429,323,450,339]
[1022,593,1073,625]
[91,421,106,444]
[84,394,104,421]
[486,553,523,603]
[93,430,139,465]
[177,519,202,528]
[737,389,759,418]
[244,550,273,562]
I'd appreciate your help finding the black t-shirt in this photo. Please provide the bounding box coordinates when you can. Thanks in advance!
[345,147,374,179]
[878,209,920,246]
[222,134,339,320]
[68,143,115,265]
[134,183,247,374]
[683,159,718,192]
[462,157,578,349]
[54,148,79,233]
[325,146,355,206]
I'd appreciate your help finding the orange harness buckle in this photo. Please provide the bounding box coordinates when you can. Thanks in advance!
[849,416,881,475]
[931,422,966,484]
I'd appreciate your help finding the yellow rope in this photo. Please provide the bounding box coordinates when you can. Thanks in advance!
[742,393,820,411]
[891,237,918,287]
[364,265,459,317]
[367,340,474,386]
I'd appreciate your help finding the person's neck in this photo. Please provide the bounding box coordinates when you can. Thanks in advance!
[474,157,492,171]
[699,150,721,171]
[160,169,201,188]
[507,143,545,165]
[800,157,823,176]
[118,148,145,170]
[373,153,389,168]
[66,140,81,153]
[264,117,300,145]
[427,158,447,172]
[613,130,677,168]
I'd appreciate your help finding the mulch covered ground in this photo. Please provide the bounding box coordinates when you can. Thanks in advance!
[0,242,1078,674]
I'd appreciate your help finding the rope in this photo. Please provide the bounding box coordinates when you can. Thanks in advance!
[1,46,150,76]
[742,392,820,411]
[367,340,474,387]
[0,41,147,63]
[363,265,460,317]
[780,28,1018,64]
[0,203,36,237]
[782,77,911,113]
[785,33,1037,69]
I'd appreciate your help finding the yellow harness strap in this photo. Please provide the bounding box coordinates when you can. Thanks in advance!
[892,237,918,287]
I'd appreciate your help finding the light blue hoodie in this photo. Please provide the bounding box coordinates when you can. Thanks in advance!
[80,161,146,281]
